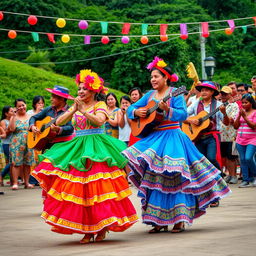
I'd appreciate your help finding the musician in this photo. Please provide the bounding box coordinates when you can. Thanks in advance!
[185,81,229,170]
[29,85,74,149]
[122,57,230,233]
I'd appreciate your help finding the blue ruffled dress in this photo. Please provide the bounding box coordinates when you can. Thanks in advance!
[122,87,231,226]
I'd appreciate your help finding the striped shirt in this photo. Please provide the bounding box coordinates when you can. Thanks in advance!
[236,110,256,146]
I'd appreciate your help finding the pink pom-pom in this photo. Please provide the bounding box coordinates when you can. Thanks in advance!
[170,73,179,82]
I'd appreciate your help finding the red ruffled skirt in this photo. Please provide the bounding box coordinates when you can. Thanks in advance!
[32,159,138,234]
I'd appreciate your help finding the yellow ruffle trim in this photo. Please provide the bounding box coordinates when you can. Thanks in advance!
[48,187,132,206]
[34,167,126,184]
[42,211,138,233]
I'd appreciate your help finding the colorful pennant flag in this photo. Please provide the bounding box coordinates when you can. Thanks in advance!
[141,24,148,35]
[47,33,55,43]
[84,35,91,44]
[100,22,108,34]
[31,32,39,42]
[122,23,131,34]
[160,24,168,36]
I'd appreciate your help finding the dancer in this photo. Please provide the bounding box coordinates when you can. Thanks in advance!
[32,69,138,243]
[122,57,231,233]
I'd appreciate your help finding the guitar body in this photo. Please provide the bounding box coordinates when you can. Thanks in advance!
[181,110,210,141]
[130,86,187,138]
[27,116,56,150]
[130,101,163,138]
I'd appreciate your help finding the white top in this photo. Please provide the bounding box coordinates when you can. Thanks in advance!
[118,114,131,142]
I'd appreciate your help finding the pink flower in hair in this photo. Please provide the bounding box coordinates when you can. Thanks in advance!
[85,75,95,86]
[147,56,163,70]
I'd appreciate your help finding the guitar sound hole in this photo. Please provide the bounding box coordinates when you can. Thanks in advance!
[41,125,45,132]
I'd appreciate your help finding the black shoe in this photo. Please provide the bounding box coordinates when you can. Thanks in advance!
[0,191,4,195]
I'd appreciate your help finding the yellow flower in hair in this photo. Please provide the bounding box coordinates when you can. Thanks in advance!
[157,60,167,68]
[76,69,104,93]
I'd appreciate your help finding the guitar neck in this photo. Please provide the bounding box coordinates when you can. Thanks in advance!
[148,86,186,114]
[201,102,228,122]
[44,116,59,129]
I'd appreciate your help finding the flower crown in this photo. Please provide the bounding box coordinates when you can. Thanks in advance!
[147,56,179,82]
[75,69,108,94]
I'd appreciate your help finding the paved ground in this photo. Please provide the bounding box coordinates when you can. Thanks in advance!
[1,184,256,256]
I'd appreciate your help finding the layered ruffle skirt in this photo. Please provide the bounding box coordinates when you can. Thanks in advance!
[122,127,231,226]
[32,131,138,234]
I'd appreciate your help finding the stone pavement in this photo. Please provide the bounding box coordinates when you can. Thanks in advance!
[1,184,256,256]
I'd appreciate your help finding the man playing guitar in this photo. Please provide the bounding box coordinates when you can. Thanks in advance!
[29,85,74,150]
[184,81,230,192]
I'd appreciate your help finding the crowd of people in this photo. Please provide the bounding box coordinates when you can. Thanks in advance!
[0,59,255,243]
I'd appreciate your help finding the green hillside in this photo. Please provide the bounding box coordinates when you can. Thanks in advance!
[0,57,124,111]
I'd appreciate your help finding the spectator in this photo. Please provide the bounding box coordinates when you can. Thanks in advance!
[0,126,6,186]
[251,75,256,100]
[104,93,119,138]
[9,99,35,190]
[228,81,242,108]
[233,94,256,187]
[27,95,45,116]
[128,88,143,146]
[0,106,15,186]
[129,87,143,104]
[219,86,240,184]
[117,96,131,145]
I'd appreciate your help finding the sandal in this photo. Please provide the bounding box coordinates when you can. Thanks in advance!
[24,184,34,189]
[80,234,95,244]
[149,225,168,233]
[12,184,19,190]
[171,222,185,233]
[210,201,219,208]
[95,229,108,242]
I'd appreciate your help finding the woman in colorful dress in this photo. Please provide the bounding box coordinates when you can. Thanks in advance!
[32,69,138,244]
[9,99,35,190]
[122,57,231,233]
[104,92,119,138]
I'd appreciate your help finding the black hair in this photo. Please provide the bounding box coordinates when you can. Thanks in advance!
[120,95,131,104]
[105,93,119,107]
[1,106,12,120]
[151,66,174,86]
[242,93,256,109]
[32,95,45,110]
[227,81,237,87]
[237,83,249,91]
[129,87,143,99]
[94,93,106,102]
[14,98,26,107]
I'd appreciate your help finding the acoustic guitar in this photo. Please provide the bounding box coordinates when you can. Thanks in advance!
[130,86,187,138]
[181,101,228,141]
[27,115,60,150]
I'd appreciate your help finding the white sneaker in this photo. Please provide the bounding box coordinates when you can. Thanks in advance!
[229,176,238,184]
[238,181,252,188]
[251,179,256,187]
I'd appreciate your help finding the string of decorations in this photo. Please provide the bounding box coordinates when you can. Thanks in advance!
[0,10,255,45]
